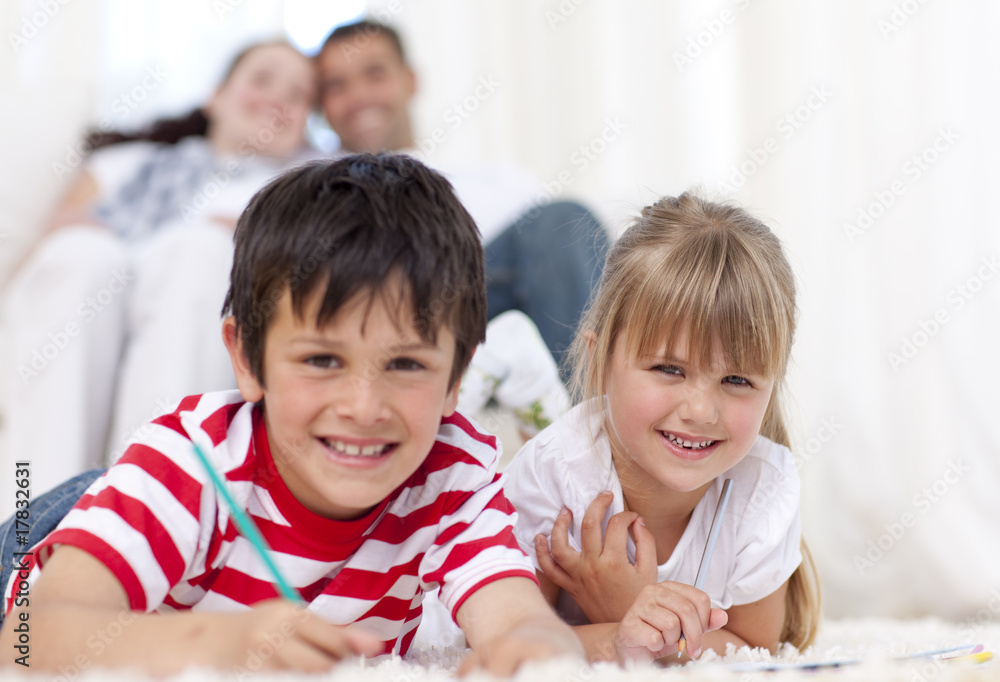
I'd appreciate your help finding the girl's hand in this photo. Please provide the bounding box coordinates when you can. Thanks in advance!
[233,599,384,672]
[535,491,657,623]
[614,583,728,664]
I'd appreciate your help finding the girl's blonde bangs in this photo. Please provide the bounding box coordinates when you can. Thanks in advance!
[613,233,793,380]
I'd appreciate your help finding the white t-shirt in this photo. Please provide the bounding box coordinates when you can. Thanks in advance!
[504,400,803,624]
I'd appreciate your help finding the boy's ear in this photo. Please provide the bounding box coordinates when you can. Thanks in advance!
[442,382,460,418]
[440,346,470,418]
[222,316,265,403]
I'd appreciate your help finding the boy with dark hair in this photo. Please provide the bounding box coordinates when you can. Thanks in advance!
[0,154,582,675]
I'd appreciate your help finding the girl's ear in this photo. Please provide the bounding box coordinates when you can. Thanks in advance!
[583,330,598,355]
[222,316,265,403]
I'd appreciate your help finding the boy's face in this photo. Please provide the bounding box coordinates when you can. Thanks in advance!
[224,282,460,520]
[317,33,416,153]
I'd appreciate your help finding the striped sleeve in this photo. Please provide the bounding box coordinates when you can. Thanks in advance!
[31,394,246,612]
[418,414,536,621]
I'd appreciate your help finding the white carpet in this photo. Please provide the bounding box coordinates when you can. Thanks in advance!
[3,618,999,680]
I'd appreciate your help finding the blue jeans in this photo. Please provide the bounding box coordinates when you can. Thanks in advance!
[0,468,104,630]
[484,200,609,377]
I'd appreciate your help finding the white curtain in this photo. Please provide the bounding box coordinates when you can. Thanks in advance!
[3,0,999,621]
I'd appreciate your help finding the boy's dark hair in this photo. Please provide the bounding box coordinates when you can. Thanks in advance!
[222,153,486,387]
[320,19,408,64]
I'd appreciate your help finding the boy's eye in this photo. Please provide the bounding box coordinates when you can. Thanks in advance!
[389,357,426,371]
[723,375,753,387]
[305,355,340,369]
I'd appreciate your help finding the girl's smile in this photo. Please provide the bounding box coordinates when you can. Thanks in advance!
[659,429,722,461]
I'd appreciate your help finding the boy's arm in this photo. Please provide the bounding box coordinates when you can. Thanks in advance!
[455,576,584,676]
[1,546,380,673]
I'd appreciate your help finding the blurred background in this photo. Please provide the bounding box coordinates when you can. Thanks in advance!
[1,0,998,625]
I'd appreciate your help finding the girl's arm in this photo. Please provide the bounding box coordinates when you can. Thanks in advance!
[0,545,381,673]
[702,579,789,654]
[535,490,791,659]
[570,583,728,664]
[542,563,789,661]
[539,566,731,665]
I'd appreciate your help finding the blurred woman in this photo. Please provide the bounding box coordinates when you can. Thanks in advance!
[1,40,318,504]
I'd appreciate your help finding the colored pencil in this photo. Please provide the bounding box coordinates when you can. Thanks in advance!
[191,441,303,604]
[678,478,733,658]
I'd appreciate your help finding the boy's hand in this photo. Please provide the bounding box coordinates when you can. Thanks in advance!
[457,619,582,677]
[235,599,384,672]
[535,491,657,623]
[456,577,584,676]
[9,546,385,675]
[613,582,728,664]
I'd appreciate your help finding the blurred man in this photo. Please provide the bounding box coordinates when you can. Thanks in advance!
[316,20,609,364]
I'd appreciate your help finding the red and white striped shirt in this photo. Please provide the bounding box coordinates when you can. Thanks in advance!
[8,391,534,657]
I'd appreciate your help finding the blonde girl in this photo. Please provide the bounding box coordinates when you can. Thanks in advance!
[504,192,820,664]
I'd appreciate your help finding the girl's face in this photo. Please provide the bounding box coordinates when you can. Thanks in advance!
[605,326,776,498]
[206,43,316,158]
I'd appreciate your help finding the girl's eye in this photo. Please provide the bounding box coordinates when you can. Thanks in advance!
[723,375,753,387]
[654,364,683,376]
[305,355,340,369]
[389,357,425,371]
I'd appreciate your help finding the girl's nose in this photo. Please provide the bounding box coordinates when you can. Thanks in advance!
[677,386,719,425]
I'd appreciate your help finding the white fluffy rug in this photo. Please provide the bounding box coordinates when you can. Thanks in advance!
[3,618,999,680]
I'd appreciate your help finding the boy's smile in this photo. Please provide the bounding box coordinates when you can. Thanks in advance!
[225,281,460,520]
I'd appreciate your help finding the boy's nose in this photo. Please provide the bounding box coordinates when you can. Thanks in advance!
[335,376,390,426]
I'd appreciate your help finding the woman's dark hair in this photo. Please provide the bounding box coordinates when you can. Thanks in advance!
[83,40,297,152]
